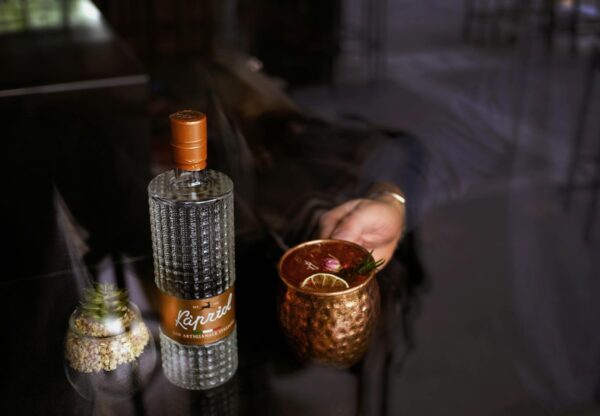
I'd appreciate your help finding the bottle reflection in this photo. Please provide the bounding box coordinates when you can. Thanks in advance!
[167,376,240,416]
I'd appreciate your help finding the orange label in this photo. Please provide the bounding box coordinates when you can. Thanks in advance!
[160,286,236,345]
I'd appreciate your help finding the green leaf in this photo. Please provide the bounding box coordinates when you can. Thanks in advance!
[80,283,129,321]
[339,250,383,280]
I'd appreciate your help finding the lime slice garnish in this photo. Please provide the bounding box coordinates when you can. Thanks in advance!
[300,273,350,292]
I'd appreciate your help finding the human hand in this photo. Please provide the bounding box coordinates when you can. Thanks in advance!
[318,193,405,267]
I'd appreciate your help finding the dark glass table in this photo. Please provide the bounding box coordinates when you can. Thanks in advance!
[1,216,410,416]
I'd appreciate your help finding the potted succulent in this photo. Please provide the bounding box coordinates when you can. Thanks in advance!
[64,283,156,399]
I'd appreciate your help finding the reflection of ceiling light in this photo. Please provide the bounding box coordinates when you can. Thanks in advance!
[247,57,264,72]
[80,0,101,21]
[558,0,574,12]
[581,4,600,17]
[558,0,600,17]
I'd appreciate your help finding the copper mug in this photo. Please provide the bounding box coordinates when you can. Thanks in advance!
[277,239,381,368]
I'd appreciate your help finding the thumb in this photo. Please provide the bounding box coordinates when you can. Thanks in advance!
[331,214,363,244]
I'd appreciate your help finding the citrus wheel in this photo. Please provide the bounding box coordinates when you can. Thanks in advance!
[300,273,350,292]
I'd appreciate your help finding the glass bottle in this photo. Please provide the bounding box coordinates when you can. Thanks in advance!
[148,110,237,390]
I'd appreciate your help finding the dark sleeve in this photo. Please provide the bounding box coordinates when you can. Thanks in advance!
[356,135,428,231]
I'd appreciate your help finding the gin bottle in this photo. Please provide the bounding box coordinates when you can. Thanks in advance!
[148,110,237,390]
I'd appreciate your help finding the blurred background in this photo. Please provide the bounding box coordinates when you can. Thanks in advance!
[1,0,600,415]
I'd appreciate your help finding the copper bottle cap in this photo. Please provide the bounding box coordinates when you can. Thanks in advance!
[169,110,207,171]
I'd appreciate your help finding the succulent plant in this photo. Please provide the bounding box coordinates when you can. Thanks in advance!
[80,283,129,321]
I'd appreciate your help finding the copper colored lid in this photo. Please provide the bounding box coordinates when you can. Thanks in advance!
[169,110,207,171]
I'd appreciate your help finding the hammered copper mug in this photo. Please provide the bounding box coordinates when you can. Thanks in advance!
[277,239,381,368]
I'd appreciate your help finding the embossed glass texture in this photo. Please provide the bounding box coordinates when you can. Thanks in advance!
[149,168,237,389]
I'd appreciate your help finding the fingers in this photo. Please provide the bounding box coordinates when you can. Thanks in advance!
[370,241,398,268]
[318,199,363,239]
[331,211,364,243]
[318,197,405,269]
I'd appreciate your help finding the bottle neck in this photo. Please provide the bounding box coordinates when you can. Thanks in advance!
[170,168,211,200]
[175,167,204,178]
[174,167,207,186]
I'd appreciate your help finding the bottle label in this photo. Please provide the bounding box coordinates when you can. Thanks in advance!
[160,286,236,345]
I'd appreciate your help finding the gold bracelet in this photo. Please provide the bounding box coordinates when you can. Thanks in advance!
[365,181,407,221]
[368,190,406,206]
[380,190,405,205]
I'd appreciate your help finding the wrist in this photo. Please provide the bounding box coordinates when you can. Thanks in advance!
[365,182,407,237]
[372,192,405,215]
[365,182,405,211]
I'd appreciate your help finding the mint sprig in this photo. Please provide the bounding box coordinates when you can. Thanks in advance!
[339,251,383,280]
